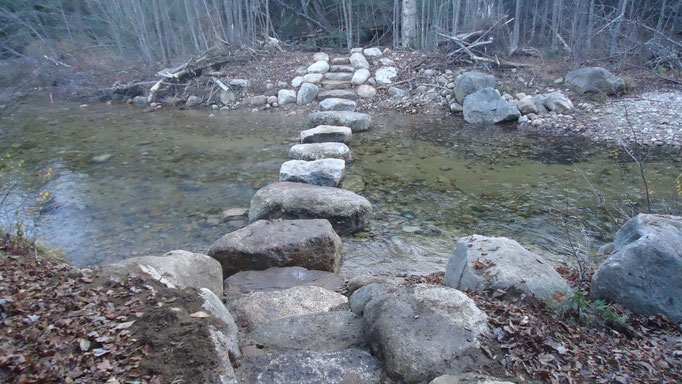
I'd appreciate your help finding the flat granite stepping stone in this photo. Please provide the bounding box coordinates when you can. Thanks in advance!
[289,143,352,161]
[319,98,356,112]
[317,89,358,101]
[279,159,345,187]
[308,111,371,132]
[224,266,344,296]
[330,57,350,65]
[324,72,353,81]
[249,182,372,235]
[321,80,352,90]
[300,125,352,144]
[329,64,355,72]
[207,219,342,277]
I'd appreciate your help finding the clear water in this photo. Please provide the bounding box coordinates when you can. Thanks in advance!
[1,98,680,277]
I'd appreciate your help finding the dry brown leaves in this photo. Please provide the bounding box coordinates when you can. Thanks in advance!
[0,253,160,383]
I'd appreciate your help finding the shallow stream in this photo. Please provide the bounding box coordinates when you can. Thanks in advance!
[1,98,680,276]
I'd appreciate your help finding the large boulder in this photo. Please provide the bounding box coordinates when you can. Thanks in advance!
[297,83,319,105]
[375,67,398,85]
[224,266,344,296]
[542,91,573,113]
[363,285,490,383]
[352,69,371,85]
[462,88,521,124]
[319,98,356,112]
[241,349,381,384]
[591,214,682,322]
[279,159,346,187]
[248,182,372,235]
[363,47,383,57]
[308,111,371,132]
[350,52,370,69]
[349,283,395,316]
[227,285,348,330]
[207,219,342,277]
[444,235,570,301]
[307,60,330,74]
[104,250,223,296]
[247,311,365,352]
[565,67,625,95]
[356,85,377,98]
[516,96,538,115]
[454,72,496,104]
[289,143,352,161]
[300,125,352,144]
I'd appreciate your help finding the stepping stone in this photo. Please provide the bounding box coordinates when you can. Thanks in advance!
[207,219,342,277]
[279,159,345,187]
[247,311,365,352]
[319,98,356,112]
[308,111,371,132]
[227,285,348,331]
[330,57,350,65]
[224,266,344,296]
[324,72,353,81]
[317,89,358,101]
[289,143,352,161]
[300,125,352,144]
[249,182,372,235]
[321,80,352,90]
[239,349,381,384]
[329,64,355,72]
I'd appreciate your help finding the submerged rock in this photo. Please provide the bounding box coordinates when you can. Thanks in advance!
[248,182,371,235]
[363,285,489,383]
[591,214,682,322]
[308,111,371,132]
[224,266,344,296]
[462,88,521,124]
[279,159,345,187]
[444,235,570,301]
[227,285,348,331]
[565,67,625,95]
[207,219,342,277]
[454,71,496,104]
[289,143,352,161]
[300,125,352,144]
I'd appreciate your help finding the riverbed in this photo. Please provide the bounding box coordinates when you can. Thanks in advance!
[1,98,680,276]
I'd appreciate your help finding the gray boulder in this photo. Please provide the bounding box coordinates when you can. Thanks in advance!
[462,88,521,124]
[591,214,682,322]
[542,91,573,113]
[454,72,496,104]
[248,182,372,235]
[307,60,330,74]
[207,219,342,277]
[349,283,395,316]
[291,76,304,88]
[444,235,570,301]
[356,85,377,98]
[308,111,372,132]
[388,86,406,99]
[303,73,324,84]
[375,67,398,85]
[347,274,405,294]
[289,143,352,161]
[319,98,356,112]
[565,67,625,95]
[132,95,148,105]
[277,89,296,105]
[300,125,352,144]
[363,285,489,383]
[224,266,344,296]
[297,83,319,105]
[312,52,329,62]
[350,52,370,69]
[244,349,381,384]
[227,285,348,331]
[199,288,240,360]
[352,69,371,85]
[220,89,237,104]
[186,95,202,107]
[251,95,267,106]
[517,96,538,115]
[104,250,223,296]
[247,311,364,352]
[279,159,345,187]
[363,47,383,57]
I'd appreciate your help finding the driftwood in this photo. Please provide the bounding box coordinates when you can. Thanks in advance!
[439,32,533,68]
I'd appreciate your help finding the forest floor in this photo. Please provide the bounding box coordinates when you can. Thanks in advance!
[2,235,681,384]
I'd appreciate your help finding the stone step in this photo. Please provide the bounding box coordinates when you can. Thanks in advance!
[317,90,358,101]
[329,65,355,72]
[279,159,345,188]
[300,125,352,144]
[308,111,371,132]
[289,142,352,161]
[330,57,350,65]
[319,98,356,112]
[324,72,353,81]
[322,80,352,90]
[248,182,372,235]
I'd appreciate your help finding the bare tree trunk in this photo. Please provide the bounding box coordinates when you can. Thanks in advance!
[610,0,628,57]
[656,0,667,32]
[511,0,522,54]
[585,0,595,53]
[452,0,461,35]
[393,0,400,48]
[401,0,417,49]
